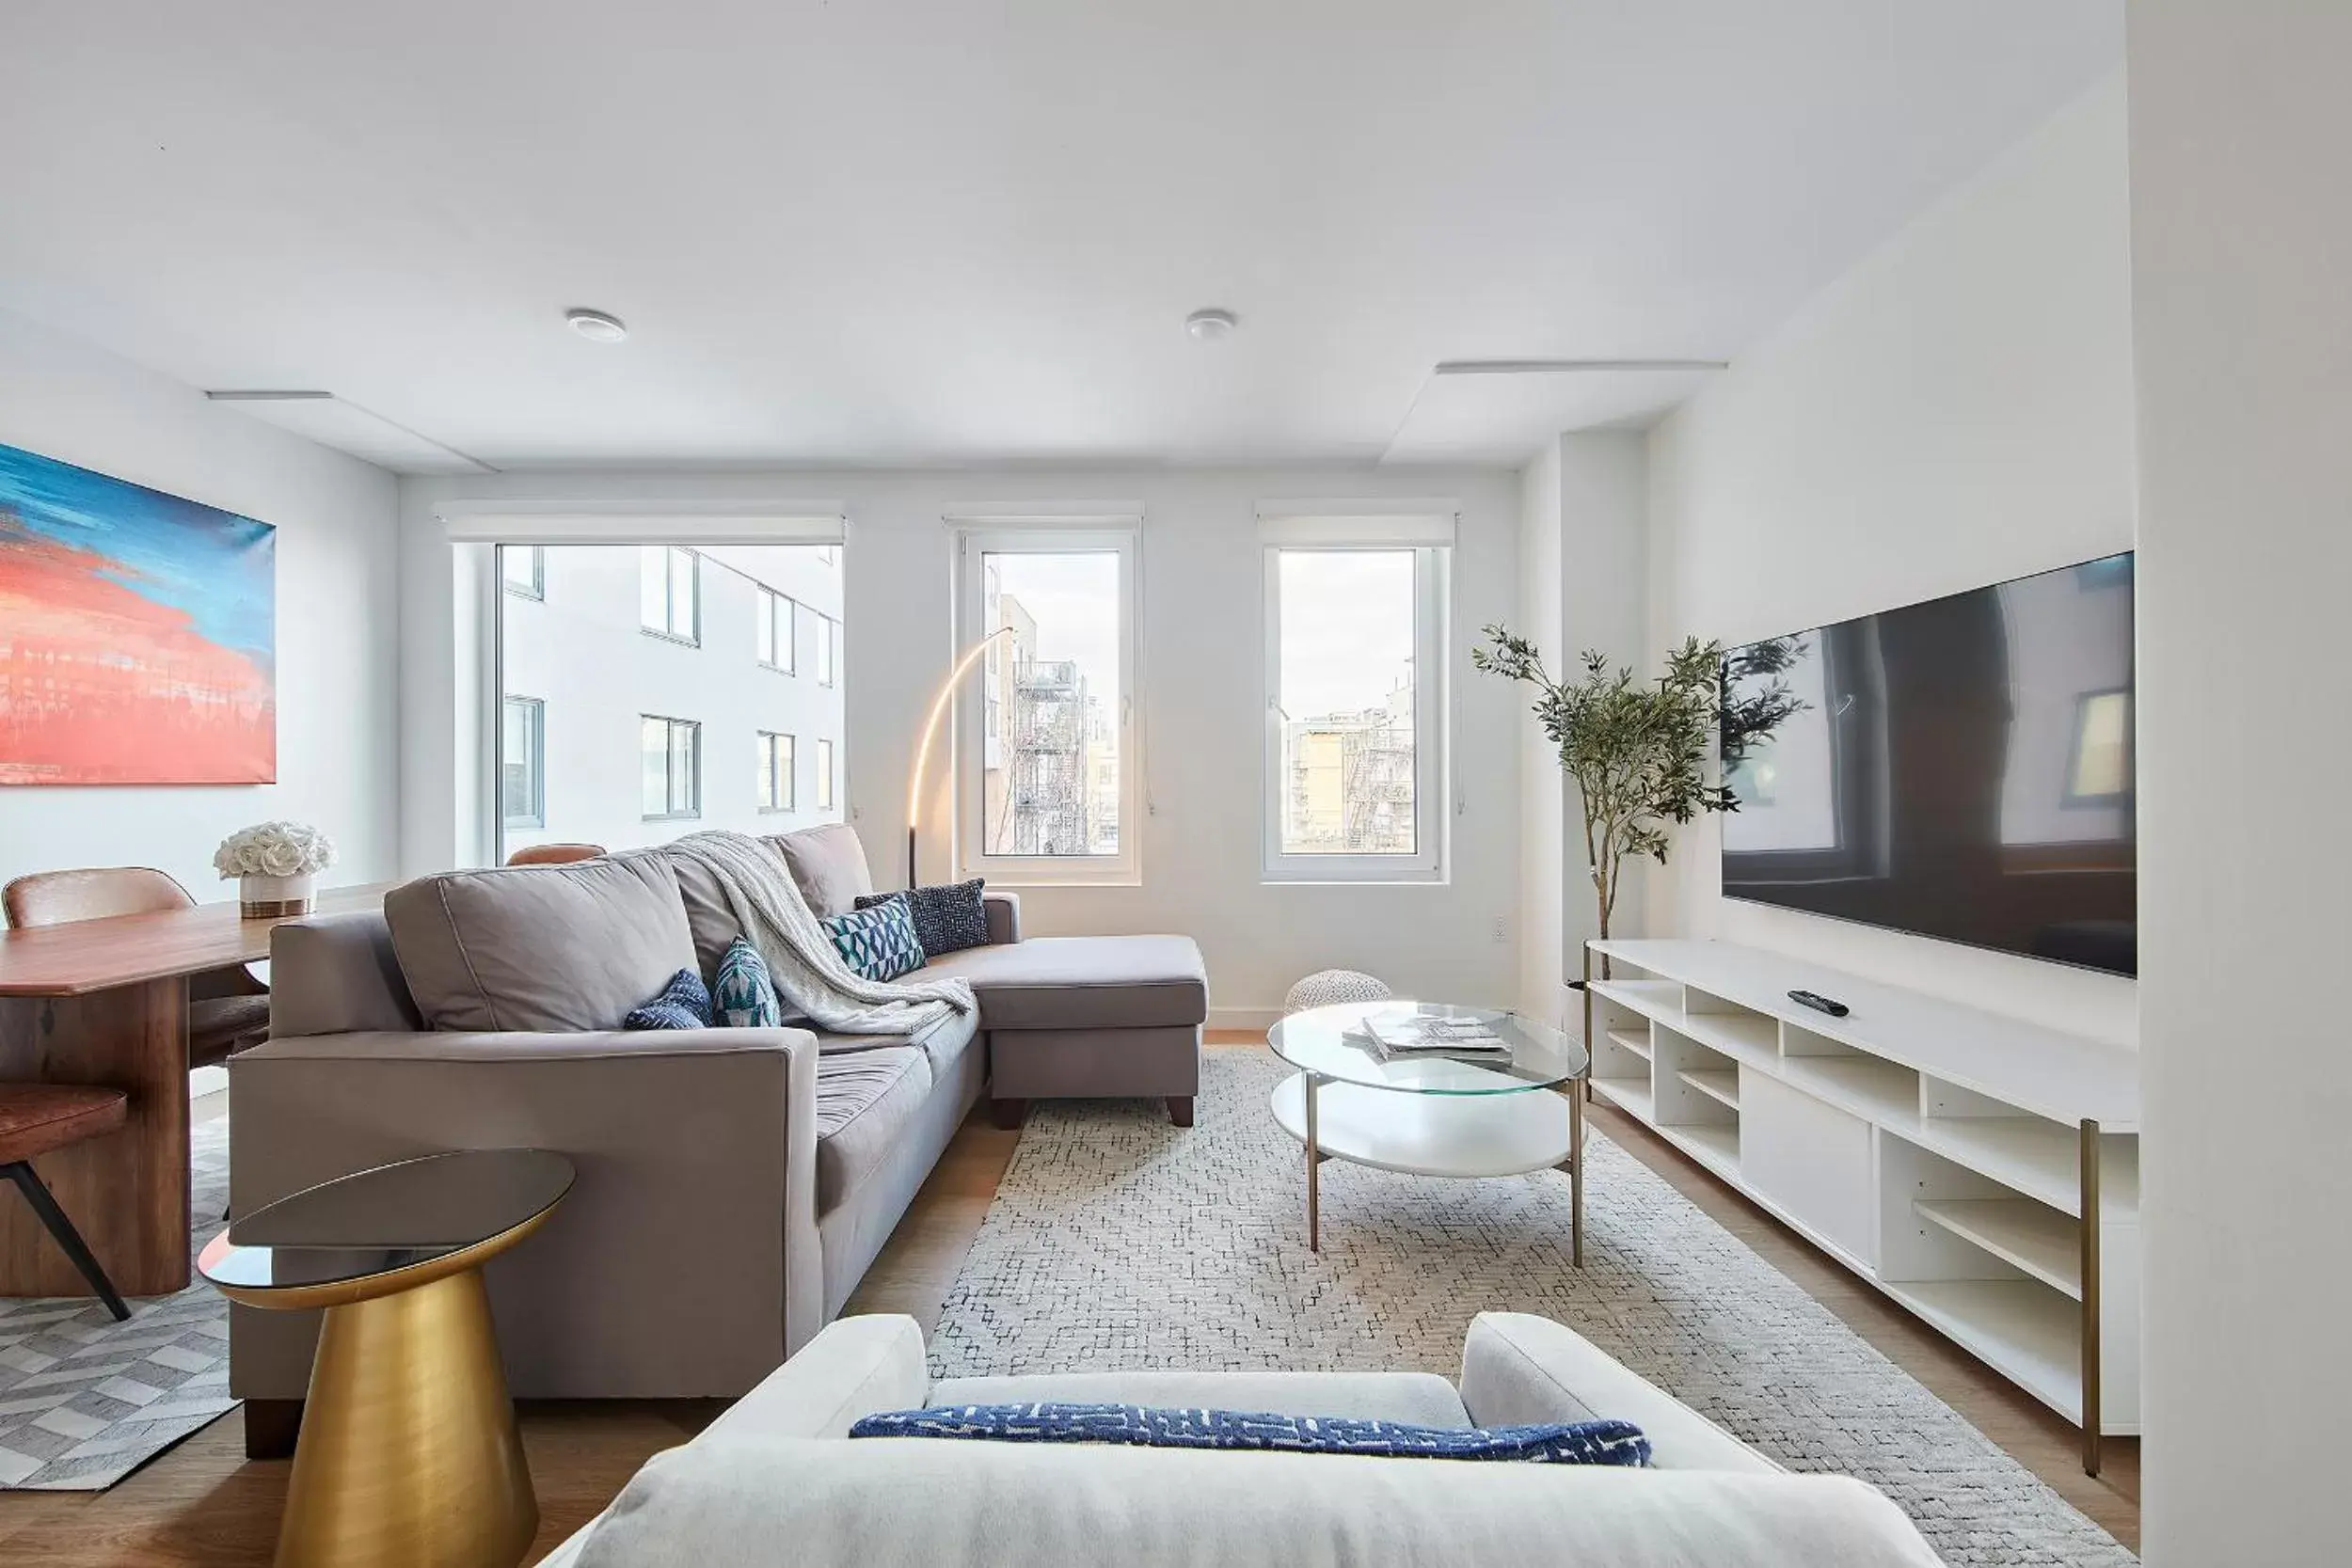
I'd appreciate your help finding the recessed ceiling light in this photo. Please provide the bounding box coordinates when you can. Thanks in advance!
[1184,308,1238,341]
[565,308,628,343]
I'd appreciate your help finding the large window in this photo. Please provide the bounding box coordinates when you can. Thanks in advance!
[501,697,543,827]
[1262,535,1446,881]
[815,737,835,811]
[756,587,795,673]
[758,731,796,812]
[640,546,699,642]
[642,715,701,819]
[955,524,1139,884]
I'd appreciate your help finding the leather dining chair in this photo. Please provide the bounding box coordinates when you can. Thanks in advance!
[505,843,606,866]
[3,867,272,1069]
[0,1083,132,1320]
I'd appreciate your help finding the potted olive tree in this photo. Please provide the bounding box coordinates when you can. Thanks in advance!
[1474,629,1804,978]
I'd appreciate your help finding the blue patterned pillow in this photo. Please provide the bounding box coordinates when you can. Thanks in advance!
[625,969,712,1031]
[848,1403,1649,1465]
[821,897,926,981]
[854,879,990,958]
[713,937,783,1027]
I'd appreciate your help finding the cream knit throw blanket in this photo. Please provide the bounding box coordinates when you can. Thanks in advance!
[656,830,975,1037]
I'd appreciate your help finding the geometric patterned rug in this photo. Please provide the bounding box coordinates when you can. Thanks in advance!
[934,1047,2137,1568]
[0,1115,235,1489]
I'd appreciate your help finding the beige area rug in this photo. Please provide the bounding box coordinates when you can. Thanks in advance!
[0,1117,235,1489]
[933,1047,2135,1568]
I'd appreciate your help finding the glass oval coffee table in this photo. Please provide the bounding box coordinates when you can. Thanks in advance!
[1268,1002,1591,1262]
[199,1148,573,1568]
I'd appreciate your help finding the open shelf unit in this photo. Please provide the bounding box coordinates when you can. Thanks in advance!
[1583,937,2138,1470]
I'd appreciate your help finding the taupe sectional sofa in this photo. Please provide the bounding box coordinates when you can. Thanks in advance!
[227,824,1207,1432]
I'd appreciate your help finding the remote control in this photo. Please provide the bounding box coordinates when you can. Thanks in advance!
[1788,989,1850,1019]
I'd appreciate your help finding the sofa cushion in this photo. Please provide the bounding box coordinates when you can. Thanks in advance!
[808,1008,980,1084]
[626,970,714,1031]
[815,1047,933,1217]
[661,850,748,977]
[933,1370,1469,1429]
[384,857,698,1034]
[822,898,927,982]
[714,938,784,1027]
[571,1434,1946,1568]
[855,879,990,958]
[268,912,423,1037]
[773,824,875,917]
[921,936,1208,1031]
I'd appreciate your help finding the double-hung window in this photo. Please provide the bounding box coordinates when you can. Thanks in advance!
[815,737,835,812]
[953,521,1140,885]
[1261,512,1450,882]
[642,715,701,819]
[812,610,837,688]
[757,731,796,812]
[640,546,699,642]
[501,697,544,828]
[756,587,796,673]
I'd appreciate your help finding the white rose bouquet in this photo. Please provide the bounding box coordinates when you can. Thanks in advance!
[214,820,337,880]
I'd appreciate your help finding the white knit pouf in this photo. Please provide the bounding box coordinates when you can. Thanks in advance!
[1282,969,1394,1015]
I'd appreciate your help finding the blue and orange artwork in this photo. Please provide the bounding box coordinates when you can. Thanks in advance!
[0,441,275,784]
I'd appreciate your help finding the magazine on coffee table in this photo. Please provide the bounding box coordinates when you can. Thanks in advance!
[1360,1011,1510,1057]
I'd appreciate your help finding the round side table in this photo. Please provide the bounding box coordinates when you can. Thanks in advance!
[199,1148,574,1568]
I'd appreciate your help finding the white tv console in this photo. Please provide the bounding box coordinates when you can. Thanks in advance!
[1581,938,2137,1474]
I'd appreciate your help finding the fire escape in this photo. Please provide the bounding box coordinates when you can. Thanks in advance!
[1009,658,1090,854]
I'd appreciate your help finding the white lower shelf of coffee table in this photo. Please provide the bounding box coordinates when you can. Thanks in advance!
[1270,1071,1573,1179]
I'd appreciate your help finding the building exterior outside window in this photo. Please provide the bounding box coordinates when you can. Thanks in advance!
[497,543,845,861]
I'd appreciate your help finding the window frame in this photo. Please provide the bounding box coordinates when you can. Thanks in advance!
[814,736,835,812]
[640,545,701,645]
[501,545,544,600]
[758,730,797,814]
[812,608,837,689]
[641,713,703,820]
[1260,542,1448,884]
[501,695,544,829]
[952,522,1142,888]
[757,586,797,674]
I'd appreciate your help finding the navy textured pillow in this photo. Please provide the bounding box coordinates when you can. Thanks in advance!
[847,1403,1650,1466]
[822,897,926,981]
[855,879,989,958]
[625,969,712,1031]
[713,936,783,1027]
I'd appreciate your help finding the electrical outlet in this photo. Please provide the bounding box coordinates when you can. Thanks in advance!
[1490,915,1509,943]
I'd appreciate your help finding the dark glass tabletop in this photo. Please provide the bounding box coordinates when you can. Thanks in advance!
[199,1148,574,1293]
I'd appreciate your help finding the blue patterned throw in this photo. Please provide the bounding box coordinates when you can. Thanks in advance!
[625,969,713,1031]
[713,936,783,1027]
[848,1403,1650,1465]
[822,896,927,981]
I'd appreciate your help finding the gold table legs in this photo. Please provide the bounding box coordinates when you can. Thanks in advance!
[277,1266,535,1568]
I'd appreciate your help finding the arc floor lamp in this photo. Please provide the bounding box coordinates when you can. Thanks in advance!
[906,626,1013,888]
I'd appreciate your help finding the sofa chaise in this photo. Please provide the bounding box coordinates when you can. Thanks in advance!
[228,825,1208,1448]
[538,1311,1943,1565]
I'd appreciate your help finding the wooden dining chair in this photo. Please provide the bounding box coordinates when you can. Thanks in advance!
[505,843,606,866]
[0,1084,132,1320]
[3,867,272,1069]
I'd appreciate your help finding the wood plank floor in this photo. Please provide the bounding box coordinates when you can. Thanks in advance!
[0,1035,2135,1560]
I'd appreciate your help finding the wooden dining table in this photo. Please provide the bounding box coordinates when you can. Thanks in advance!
[0,882,393,1299]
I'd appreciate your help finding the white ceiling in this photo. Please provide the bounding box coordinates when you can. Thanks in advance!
[0,2,2119,472]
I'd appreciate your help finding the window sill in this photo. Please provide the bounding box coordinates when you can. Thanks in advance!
[643,812,703,822]
[641,628,701,648]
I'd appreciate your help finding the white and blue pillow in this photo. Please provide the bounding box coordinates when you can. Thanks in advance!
[847,1403,1650,1465]
[714,936,783,1027]
[854,879,990,958]
[822,895,927,981]
[625,969,713,1031]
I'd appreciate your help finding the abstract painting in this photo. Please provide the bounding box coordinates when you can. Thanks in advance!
[0,441,275,784]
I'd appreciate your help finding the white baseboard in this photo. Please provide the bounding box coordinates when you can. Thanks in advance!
[1208,1006,1281,1034]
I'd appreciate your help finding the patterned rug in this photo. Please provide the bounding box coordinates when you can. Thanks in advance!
[0,1116,235,1489]
[934,1048,2136,1568]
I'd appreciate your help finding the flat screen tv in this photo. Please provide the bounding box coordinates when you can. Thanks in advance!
[1718,553,2136,976]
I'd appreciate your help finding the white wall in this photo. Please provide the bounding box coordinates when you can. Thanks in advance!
[1643,73,2138,1045]
[1515,441,1565,1021]
[2129,6,2352,1561]
[501,544,845,859]
[400,467,1524,1022]
[0,306,400,896]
